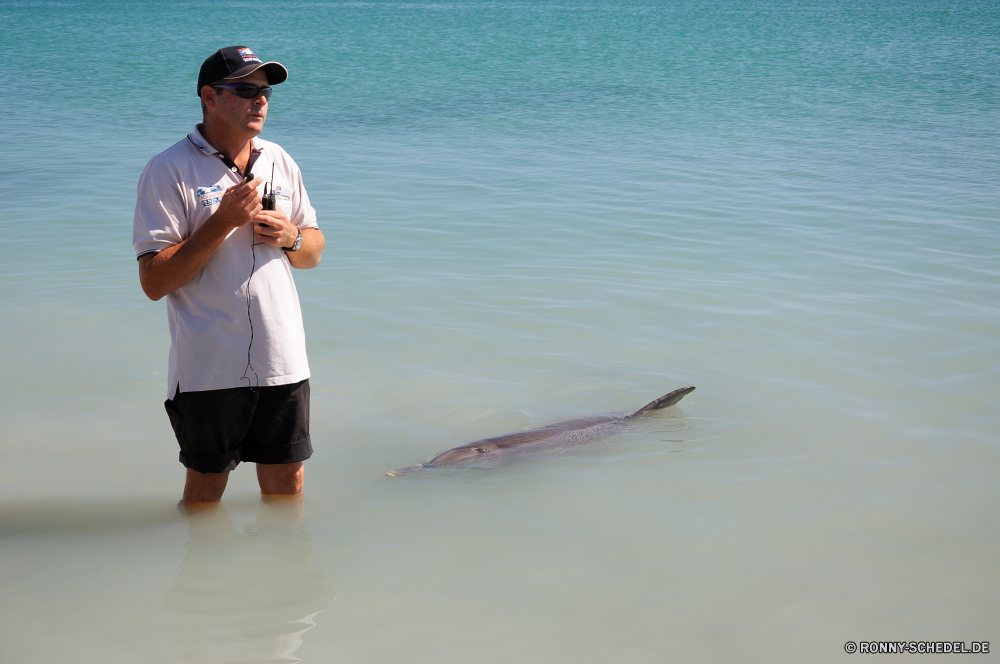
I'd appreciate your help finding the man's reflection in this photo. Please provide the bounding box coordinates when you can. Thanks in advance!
[165,497,333,663]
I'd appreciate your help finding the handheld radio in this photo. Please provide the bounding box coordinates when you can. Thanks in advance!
[262,164,277,211]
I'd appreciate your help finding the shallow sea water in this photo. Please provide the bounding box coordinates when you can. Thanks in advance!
[2,0,999,662]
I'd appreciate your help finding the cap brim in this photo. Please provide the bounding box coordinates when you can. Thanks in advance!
[223,62,288,86]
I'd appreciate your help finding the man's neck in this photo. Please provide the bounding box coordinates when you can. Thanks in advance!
[197,122,256,171]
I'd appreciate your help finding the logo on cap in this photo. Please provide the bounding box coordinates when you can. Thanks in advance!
[238,48,262,63]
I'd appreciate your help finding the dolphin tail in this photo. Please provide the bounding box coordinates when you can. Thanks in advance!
[627,386,695,418]
[386,463,435,477]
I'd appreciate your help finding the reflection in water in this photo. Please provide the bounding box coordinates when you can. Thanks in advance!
[0,497,184,537]
[165,498,334,663]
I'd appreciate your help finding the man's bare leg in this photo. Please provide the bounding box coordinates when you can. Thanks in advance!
[257,462,304,495]
[181,468,230,503]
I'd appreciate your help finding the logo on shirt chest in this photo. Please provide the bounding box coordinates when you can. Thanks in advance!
[196,185,224,207]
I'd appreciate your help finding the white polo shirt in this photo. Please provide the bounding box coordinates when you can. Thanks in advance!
[134,126,319,399]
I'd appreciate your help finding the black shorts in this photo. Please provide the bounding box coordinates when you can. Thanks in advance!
[164,379,312,474]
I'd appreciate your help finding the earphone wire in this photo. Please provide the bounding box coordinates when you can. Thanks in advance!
[240,164,273,393]
[241,221,263,392]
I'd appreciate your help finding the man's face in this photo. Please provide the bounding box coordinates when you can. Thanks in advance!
[204,70,269,136]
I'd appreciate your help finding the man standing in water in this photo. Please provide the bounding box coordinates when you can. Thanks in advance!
[133,46,325,503]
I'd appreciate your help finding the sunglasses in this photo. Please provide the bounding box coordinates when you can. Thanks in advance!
[213,83,272,101]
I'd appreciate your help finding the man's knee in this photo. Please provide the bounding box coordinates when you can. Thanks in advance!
[257,461,304,495]
[182,468,230,503]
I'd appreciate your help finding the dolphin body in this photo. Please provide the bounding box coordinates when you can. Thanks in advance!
[386,386,695,476]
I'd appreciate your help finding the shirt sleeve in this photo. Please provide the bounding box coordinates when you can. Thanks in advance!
[133,165,189,258]
[287,156,319,231]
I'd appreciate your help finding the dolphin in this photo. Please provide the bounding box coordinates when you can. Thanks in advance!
[386,386,695,476]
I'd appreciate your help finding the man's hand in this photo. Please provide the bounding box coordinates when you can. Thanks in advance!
[252,208,298,249]
[253,210,326,270]
[216,176,264,230]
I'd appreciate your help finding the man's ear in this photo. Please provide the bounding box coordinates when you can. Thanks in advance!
[200,85,218,110]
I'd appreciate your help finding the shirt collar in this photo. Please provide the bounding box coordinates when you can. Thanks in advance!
[187,124,217,155]
[187,125,263,179]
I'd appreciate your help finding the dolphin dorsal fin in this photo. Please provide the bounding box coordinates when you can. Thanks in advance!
[628,386,695,418]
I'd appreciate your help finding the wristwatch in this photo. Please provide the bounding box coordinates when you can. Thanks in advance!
[284,229,302,253]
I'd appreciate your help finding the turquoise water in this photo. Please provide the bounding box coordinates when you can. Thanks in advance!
[2,1,999,661]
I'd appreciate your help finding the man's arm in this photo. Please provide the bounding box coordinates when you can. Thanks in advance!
[138,177,263,301]
[287,229,325,269]
[138,226,232,301]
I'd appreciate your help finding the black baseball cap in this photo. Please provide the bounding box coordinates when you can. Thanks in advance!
[197,46,288,96]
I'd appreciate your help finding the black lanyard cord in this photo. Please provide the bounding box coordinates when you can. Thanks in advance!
[187,135,263,181]
[215,146,263,181]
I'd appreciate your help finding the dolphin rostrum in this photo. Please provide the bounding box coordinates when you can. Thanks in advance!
[386,386,695,476]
